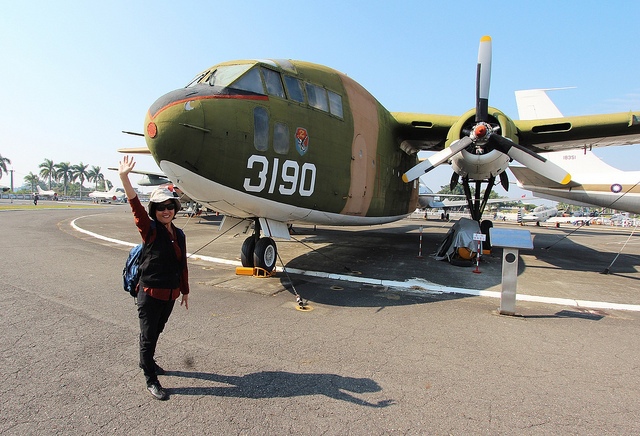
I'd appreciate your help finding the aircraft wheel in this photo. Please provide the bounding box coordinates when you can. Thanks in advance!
[253,237,277,272]
[480,219,493,250]
[240,236,256,267]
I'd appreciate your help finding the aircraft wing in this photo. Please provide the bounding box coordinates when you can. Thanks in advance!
[547,216,597,225]
[441,197,526,208]
[392,111,640,154]
[107,167,169,186]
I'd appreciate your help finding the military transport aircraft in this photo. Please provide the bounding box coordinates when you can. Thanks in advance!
[120,36,640,272]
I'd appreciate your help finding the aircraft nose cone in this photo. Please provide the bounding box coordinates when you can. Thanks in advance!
[145,87,206,170]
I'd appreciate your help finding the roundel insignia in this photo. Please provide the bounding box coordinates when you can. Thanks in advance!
[295,127,309,156]
[611,183,623,193]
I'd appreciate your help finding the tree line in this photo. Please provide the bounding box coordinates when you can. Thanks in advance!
[0,153,112,199]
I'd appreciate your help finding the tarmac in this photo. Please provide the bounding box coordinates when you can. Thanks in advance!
[2,200,640,434]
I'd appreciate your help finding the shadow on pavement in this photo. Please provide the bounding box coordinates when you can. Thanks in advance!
[165,370,395,407]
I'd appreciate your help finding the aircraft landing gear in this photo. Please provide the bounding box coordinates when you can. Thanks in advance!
[240,219,278,272]
[253,237,277,271]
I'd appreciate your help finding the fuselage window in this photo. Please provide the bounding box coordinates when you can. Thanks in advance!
[230,67,265,95]
[284,75,305,103]
[328,90,343,118]
[262,68,286,98]
[273,123,290,154]
[208,64,253,88]
[305,83,329,112]
[254,107,269,151]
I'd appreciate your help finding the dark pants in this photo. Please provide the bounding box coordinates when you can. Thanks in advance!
[137,290,175,385]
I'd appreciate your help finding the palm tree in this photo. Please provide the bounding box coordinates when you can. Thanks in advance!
[39,159,56,189]
[87,166,104,191]
[72,162,89,199]
[24,172,39,193]
[54,161,72,197]
[0,153,11,180]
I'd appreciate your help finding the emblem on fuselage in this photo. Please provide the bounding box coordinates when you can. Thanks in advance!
[295,127,309,156]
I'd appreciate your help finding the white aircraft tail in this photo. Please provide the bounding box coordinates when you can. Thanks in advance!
[515,88,573,120]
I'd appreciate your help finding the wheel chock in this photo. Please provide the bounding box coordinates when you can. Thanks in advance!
[253,267,276,277]
[235,267,255,276]
[235,266,277,277]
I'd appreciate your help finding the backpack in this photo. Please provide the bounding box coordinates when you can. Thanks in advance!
[123,243,145,297]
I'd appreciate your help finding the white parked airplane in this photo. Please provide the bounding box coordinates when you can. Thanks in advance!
[517,204,558,224]
[510,89,640,215]
[88,186,126,203]
[36,186,57,199]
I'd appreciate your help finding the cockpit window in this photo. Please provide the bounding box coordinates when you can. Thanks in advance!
[229,67,265,94]
[305,83,329,112]
[208,64,254,88]
[284,75,305,103]
[262,68,285,98]
[186,72,208,88]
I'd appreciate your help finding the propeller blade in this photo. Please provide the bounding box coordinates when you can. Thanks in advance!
[475,36,492,123]
[499,171,509,191]
[402,137,472,183]
[449,172,459,191]
[491,135,571,185]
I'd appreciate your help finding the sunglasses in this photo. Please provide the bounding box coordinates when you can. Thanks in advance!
[156,203,176,211]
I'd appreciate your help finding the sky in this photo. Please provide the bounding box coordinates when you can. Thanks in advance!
[2,0,640,199]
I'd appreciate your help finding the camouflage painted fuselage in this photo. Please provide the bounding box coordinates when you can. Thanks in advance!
[145,59,419,225]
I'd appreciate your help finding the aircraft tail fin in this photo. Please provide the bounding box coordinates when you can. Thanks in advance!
[515,88,572,120]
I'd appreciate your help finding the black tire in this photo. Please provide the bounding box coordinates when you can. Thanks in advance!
[253,237,277,272]
[449,256,474,267]
[240,236,256,267]
[480,219,493,250]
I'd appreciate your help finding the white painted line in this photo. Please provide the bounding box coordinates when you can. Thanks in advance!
[71,217,640,312]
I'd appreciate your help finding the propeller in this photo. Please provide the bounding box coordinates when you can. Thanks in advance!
[403,36,571,186]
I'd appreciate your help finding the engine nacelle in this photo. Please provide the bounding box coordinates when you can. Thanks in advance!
[445,107,519,181]
[450,149,510,180]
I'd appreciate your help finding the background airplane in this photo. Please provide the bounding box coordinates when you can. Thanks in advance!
[36,186,57,199]
[517,205,558,225]
[121,36,640,272]
[510,89,640,215]
[417,184,465,208]
[88,186,126,203]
